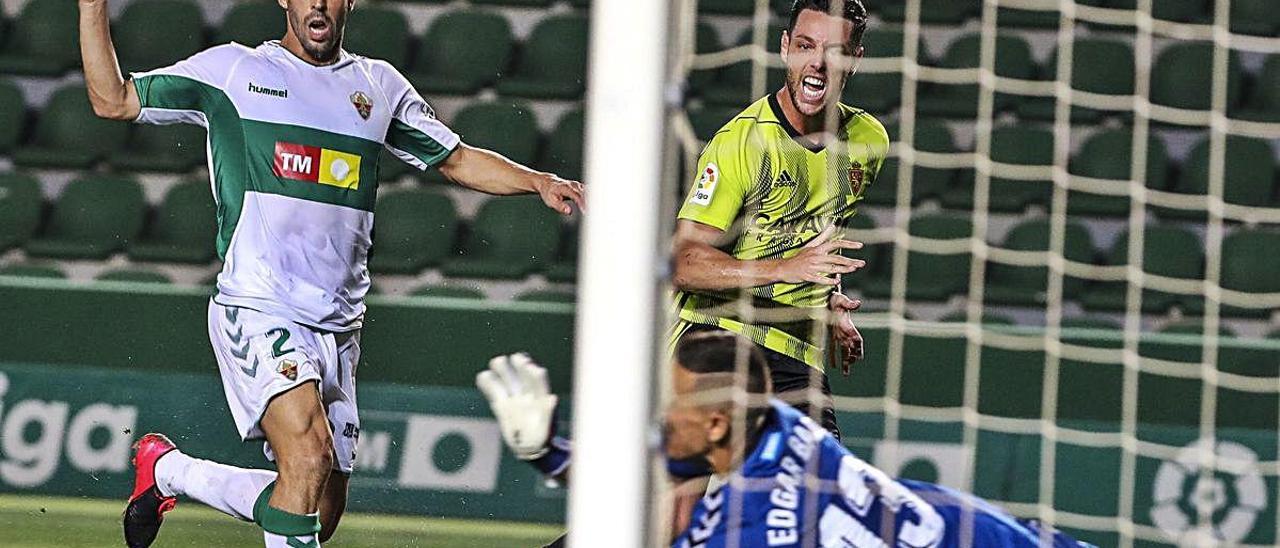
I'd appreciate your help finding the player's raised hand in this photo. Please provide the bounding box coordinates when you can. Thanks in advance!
[774,225,865,285]
[476,353,559,460]
[828,292,864,375]
[536,176,586,216]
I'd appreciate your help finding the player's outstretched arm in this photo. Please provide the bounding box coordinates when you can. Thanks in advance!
[438,144,585,216]
[78,0,140,120]
[476,353,572,482]
[672,221,866,291]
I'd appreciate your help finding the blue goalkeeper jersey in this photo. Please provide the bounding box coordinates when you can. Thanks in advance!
[672,401,1093,548]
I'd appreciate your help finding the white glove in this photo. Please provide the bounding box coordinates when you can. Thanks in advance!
[476,353,558,460]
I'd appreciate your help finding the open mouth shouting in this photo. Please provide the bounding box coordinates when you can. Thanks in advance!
[799,74,827,104]
[305,14,333,44]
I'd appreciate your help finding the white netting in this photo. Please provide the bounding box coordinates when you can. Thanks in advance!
[666,0,1280,546]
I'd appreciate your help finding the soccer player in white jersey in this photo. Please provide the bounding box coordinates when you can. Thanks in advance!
[78,0,584,546]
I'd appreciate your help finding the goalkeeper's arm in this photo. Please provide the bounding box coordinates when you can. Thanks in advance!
[476,354,715,485]
[476,353,571,482]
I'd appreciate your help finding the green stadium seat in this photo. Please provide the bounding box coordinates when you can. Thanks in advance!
[215,1,282,46]
[95,268,171,284]
[1237,55,1280,123]
[701,25,786,107]
[538,109,584,182]
[879,0,978,24]
[1110,0,1210,23]
[343,5,410,67]
[917,33,1036,119]
[378,149,414,183]
[442,197,561,279]
[938,311,1016,324]
[1203,230,1280,318]
[409,284,486,300]
[1017,38,1135,123]
[942,126,1053,213]
[686,105,741,142]
[112,124,207,172]
[0,173,42,252]
[25,175,145,260]
[0,0,80,76]
[368,189,458,274]
[864,120,958,206]
[1066,129,1170,217]
[1230,0,1280,36]
[127,180,217,264]
[495,14,589,100]
[686,22,722,98]
[545,224,578,283]
[842,28,907,114]
[0,263,65,279]
[1156,135,1276,221]
[435,102,540,180]
[983,219,1096,306]
[515,289,576,304]
[408,10,513,96]
[698,0,753,15]
[12,85,130,169]
[862,213,973,301]
[1150,42,1244,116]
[0,79,25,152]
[997,6,1060,29]
[1081,226,1202,314]
[114,0,205,73]
[841,214,883,289]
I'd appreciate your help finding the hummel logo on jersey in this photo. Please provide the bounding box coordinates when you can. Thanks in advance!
[273,142,362,190]
[775,170,797,189]
[248,82,288,98]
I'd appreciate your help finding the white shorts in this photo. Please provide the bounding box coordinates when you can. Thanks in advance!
[208,299,360,473]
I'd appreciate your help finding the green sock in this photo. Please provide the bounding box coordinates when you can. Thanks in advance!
[253,481,321,547]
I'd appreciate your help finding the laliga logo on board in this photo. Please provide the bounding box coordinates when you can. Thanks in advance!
[1151,439,1266,544]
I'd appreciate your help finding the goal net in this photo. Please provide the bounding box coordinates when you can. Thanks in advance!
[658,0,1280,546]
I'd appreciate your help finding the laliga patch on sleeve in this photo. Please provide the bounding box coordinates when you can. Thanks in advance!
[689,163,719,206]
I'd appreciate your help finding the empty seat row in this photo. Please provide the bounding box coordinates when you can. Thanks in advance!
[0,173,215,262]
[0,174,578,280]
[0,1,590,100]
[690,27,1277,123]
[838,122,1277,216]
[696,0,1279,37]
[849,213,1280,317]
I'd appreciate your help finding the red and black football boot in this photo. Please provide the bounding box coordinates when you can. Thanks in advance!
[122,433,178,548]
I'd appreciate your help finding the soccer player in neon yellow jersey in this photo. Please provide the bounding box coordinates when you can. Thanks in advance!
[78,0,583,546]
[672,0,888,439]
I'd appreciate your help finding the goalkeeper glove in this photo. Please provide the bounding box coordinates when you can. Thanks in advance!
[476,353,559,461]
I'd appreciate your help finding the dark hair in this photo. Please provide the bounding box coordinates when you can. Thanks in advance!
[675,328,770,397]
[787,0,870,48]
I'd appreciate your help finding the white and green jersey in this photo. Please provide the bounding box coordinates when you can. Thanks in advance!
[131,41,459,331]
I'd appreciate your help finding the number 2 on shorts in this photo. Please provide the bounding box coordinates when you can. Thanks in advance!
[267,328,295,358]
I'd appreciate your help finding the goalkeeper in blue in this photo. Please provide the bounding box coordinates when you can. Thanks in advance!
[477,330,1095,547]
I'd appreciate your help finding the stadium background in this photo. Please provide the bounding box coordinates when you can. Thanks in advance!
[0,0,1277,546]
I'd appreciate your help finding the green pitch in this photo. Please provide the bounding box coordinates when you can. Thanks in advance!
[0,495,563,547]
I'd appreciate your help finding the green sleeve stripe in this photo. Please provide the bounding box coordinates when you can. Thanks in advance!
[387,119,455,169]
[133,74,215,112]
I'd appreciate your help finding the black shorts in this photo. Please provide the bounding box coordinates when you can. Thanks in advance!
[760,346,841,440]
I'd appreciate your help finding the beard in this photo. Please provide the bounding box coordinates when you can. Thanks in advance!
[288,8,346,63]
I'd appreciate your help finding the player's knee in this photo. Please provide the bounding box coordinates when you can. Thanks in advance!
[279,428,335,478]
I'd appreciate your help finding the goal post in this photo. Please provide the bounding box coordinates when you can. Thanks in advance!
[567,1,672,547]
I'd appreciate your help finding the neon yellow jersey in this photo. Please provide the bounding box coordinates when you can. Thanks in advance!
[674,94,889,370]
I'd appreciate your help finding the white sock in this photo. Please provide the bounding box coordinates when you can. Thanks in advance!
[155,450,277,521]
[263,530,319,547]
